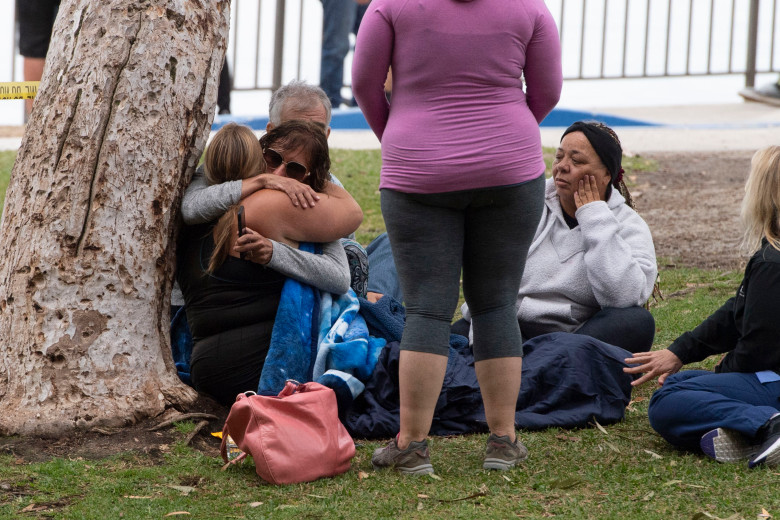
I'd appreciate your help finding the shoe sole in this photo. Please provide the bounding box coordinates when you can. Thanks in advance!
[700,428,756,463]
[483,454,527,470]
[748,437,780,469]
[372,462,434,475]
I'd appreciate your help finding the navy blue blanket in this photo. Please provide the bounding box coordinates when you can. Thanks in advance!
[345,331,634,438]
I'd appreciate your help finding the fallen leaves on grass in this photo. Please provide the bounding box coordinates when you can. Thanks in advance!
[421,484,489,503]
[591,417,609,435]
[627,396,648,412]
[20,503,48,513]
[691,512,744,520]
[168,485,195,496]
[18,499,71,514]
[549,478,585,490]
[644,449,663,459]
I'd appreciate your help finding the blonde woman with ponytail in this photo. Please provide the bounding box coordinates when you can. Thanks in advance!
[176,120,363,405]
[626,145,780,469]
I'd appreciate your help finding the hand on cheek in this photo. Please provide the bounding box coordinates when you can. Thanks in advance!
[574,175,602,209]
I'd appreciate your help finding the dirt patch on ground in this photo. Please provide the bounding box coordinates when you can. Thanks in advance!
[0,396,229,463]
[0,150,754,459]
[631,150,752,271]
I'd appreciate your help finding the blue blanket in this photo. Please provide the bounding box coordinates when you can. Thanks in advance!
[345,331,635,438]
[258,243,384,406]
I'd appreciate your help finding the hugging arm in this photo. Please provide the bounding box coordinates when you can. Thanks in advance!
[267,240,351,294]
[242,182,363,246]
[182,168,322,225]
[181,168,242,225]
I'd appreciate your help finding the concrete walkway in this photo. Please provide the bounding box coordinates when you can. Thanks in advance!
[3,101,778,154]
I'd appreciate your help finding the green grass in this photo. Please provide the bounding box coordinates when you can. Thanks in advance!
[0,151,14,210]
[1,149,778,519]
[331,148,383,245]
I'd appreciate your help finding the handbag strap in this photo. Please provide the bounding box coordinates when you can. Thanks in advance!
[278,379,302,397]
[221,451,248,471]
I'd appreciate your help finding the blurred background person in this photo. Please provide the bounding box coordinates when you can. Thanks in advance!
[16,0,60,117]
[320,0,370,108]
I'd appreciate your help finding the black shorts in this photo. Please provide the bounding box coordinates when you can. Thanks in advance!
[18,0,61,58]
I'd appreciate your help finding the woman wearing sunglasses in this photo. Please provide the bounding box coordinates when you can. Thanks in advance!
[176,120,363,405]
[352,0,562,473]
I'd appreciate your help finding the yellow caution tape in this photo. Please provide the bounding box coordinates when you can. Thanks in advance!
[0,82,39,100]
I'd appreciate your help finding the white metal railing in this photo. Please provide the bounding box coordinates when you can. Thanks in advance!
[4,0,779,106]
[222,0,779,94]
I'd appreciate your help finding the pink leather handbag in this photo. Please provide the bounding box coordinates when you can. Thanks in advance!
[220,380,356,485]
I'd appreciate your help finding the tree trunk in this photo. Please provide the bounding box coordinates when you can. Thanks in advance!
[0,0,229,436]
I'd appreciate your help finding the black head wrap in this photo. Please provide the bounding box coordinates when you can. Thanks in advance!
[561,121,624,187]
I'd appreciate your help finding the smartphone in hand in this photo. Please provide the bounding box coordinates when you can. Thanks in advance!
[237,205,246,259]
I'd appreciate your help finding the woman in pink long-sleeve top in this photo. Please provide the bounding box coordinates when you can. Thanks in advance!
[352,0,562,474]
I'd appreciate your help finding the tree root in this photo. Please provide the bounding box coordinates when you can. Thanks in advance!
[149,413,219,431]
[184,420,210,446]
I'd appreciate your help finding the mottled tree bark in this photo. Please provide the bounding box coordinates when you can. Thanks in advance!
[0,0,229,435]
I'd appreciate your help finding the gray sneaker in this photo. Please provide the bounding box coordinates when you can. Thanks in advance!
[371,436,434,475]
[483,433,528,470]
[700,428,757,463]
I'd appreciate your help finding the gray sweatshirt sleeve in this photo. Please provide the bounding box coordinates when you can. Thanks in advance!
[266,240,351,294]
[181,166,243,225]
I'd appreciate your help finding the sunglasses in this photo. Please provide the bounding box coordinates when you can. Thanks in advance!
[263,148,310,181]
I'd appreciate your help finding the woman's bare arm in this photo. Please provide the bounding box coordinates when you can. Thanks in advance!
[241,182,363,246]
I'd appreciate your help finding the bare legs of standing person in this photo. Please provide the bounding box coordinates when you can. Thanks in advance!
[476,357,523,438]
[397,352,448,448]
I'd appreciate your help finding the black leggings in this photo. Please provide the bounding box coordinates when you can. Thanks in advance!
[381,176,544,361]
